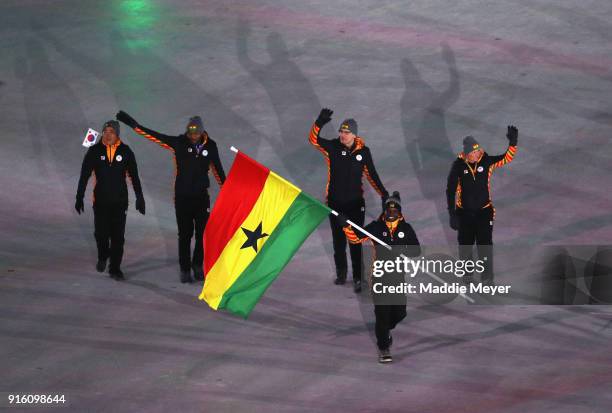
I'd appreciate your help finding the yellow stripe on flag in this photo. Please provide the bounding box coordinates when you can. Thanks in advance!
[201,172,301,309]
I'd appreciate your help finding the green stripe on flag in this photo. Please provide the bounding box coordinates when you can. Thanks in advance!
[218,192,330,318]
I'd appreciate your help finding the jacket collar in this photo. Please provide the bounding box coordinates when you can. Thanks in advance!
[185,132,208,146]
[103,138,121,148]
[340,136,365,153]
[459,151,485,162]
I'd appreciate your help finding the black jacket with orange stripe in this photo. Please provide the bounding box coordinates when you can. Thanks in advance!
[77,141,143,208]
[344,216,420,305]
[344,215,420,250]
[131,125,225,199]
[446,145,517,213]
[309,123,388,209]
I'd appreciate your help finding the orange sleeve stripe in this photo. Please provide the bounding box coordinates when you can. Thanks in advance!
[343,226,368,244]
[491,146,517,169]
[324,157,330,201]
[210,164,223,186]
[308,123,331,200]
[309,123,328,157]
[134,127,174,152]
[456,181,462,208]
[363,166,384,196]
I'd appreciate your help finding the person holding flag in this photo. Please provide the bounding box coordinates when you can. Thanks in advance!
[75,120,146,280]
[116,111,226,283]
[309,108,389,292]
[446,126,518,285]
[342,191,421,363]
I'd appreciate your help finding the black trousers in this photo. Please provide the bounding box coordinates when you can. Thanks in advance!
[328,200,365,281]
[175,195,210,272]
[375,304,406,350]
[93,203,127,271]
[457,206,494,281]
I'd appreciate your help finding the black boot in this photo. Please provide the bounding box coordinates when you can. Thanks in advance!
[353,260,363,292]
[334,268,347,285]
[180,270,192,284]
[192,264,204,282]
[109,267,124,281]
[96,258,107,273]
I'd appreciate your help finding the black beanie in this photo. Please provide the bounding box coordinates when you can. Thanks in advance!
[186,116,204,134]
[462,136,481,154]
[103,120,120,136]
[384,191,402,212]
[338,118,358,135]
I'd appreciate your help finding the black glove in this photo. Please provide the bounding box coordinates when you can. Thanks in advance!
[116,110,139,129]
[315,108,333,128]
[75,197,84,214]
[449,210,460,231]
[136,196,146,215]
[336,213,349,227]
[506,125,518,146]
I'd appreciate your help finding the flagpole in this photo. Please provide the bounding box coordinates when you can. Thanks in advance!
[227,145,474,303]
[329,210,392,250]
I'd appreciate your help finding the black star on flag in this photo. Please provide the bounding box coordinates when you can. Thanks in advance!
[240,222,269,252]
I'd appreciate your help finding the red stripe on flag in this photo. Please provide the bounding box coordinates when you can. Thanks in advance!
[203,152,270,275]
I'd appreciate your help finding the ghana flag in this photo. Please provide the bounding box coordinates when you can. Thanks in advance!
[199,151,330,318]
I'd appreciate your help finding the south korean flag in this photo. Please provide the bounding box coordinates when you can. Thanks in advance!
[82,128,99,148]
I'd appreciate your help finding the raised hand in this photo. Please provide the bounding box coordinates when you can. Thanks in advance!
[506,125,518,146]
[116,111,139,129]
[315,108,333,128]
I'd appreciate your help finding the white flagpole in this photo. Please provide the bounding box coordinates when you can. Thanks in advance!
[329,210,391,250]
[229,145,474,303]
